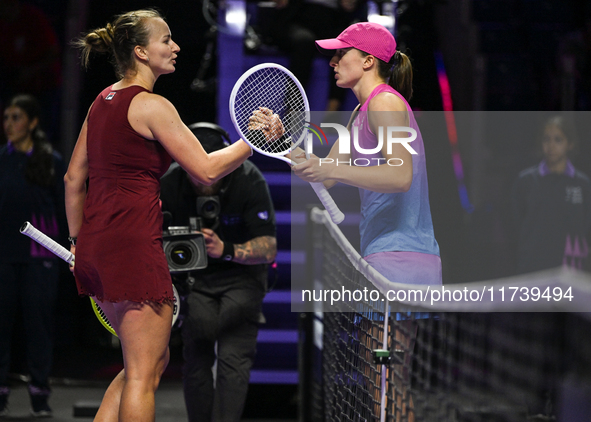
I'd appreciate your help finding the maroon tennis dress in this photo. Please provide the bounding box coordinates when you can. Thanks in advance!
[74,85,174,303]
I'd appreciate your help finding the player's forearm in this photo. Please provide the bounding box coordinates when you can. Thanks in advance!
[64,173,86,237]
[233,236,277,265]
[64,177,86,237]
[202,141,252,184]
[286,146,306,164]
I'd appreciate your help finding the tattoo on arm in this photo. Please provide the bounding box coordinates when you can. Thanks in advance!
[233,236,277,265]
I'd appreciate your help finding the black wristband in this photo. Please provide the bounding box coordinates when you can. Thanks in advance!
[277,133,291,144]
[68,236,77,246]
[268,134,291,152]
[222,242,234,261]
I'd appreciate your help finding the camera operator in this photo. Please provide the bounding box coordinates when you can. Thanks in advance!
[160,123,277,422]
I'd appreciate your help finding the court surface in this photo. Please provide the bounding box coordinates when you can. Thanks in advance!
[2,381,296,422]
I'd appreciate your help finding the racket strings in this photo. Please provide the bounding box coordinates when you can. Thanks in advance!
[234,68,307,155]
[90,299,117,336]
[97,309,111,326]
[96,306,108,321]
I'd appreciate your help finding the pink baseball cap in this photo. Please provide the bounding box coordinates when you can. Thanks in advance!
[315,22,396,63]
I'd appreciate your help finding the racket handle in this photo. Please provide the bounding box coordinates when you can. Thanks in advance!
[20,221,75,265]
[309,182,345,224]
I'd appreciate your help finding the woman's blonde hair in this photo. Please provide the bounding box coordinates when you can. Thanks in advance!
[73,9,163,78]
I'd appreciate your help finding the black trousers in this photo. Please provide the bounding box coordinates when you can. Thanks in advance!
[180,269,266,422]
[0,261,58,390]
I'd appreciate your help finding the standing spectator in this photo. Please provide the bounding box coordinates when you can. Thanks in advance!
[160,123,277,422]
[512,116,591,273]
[0,94,65,418]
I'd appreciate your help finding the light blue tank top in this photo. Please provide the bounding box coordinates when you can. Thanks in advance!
[352,84,440,257]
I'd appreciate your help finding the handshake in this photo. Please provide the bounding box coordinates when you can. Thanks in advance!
[247,107,287,146]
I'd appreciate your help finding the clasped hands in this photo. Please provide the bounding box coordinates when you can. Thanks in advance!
[247,107,333,182]
[247,107,285,143]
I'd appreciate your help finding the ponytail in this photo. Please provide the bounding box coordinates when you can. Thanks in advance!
[26,141,55,188]
[359,50,414,101]
[387,51,413,102]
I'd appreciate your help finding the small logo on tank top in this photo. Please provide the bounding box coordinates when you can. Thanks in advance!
[105,92,117,100]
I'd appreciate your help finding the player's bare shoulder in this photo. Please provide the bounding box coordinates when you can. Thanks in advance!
[367,91,408,128]
[368,91,407,113]
[128,91,178,140]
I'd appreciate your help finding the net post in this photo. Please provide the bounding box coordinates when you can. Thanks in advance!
[298,205,320,421]
[380,300,390,422]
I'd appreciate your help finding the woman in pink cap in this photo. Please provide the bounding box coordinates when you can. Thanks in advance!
[245,21,439,420]
[293,22,440,420]
[292,21,442,287]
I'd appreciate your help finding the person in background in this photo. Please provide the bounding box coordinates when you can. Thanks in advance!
[160,123,277,422]
[65,9,252,421]
[512,115,591,274]
[0,94,65,418]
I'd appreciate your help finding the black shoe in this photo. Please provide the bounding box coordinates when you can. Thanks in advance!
[29,385,52,418]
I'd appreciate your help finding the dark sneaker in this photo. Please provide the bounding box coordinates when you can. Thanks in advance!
[0,386,9,418]
[29,385,52,418]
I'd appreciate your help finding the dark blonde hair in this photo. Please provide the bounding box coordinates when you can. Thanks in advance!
[74,9,163,78]
[360,50,413,101]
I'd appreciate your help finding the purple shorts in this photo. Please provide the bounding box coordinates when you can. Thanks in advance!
[364,251,442,286]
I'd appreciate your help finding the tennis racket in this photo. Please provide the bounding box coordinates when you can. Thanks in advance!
[229,62,345,224]
[20,221,180,337]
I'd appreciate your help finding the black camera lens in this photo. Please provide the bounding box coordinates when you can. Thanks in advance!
[162,230,207,273]
[203,201,217,213]
[197,196,220,220]
[170,244,193,266]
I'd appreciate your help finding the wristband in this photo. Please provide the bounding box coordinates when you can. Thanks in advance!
[269,134,291,151]
[68,236,77,246]
[222,242,234,261]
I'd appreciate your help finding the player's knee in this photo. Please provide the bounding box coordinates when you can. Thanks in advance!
[161,347,170,372]
[151,347,170,390]
[153,362,167,390]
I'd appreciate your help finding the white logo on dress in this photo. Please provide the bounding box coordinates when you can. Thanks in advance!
[565,186,583,204]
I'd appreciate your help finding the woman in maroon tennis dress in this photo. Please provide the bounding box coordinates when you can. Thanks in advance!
[64,9,251,421]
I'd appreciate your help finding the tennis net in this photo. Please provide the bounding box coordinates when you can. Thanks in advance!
[299,207,591,422]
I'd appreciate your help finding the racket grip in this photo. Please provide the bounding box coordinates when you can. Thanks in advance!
[20,221,75,265]
[309,182,345,224]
